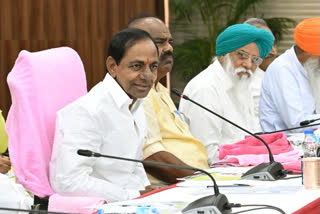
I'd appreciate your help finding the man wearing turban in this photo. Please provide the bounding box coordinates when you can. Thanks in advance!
[179,24,274,164]
[260,17,320,133]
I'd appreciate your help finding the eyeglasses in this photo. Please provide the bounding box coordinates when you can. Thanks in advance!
[236,50,263,66]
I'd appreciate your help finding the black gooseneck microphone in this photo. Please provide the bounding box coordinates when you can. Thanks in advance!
[77,149,231,214]
[300,118,320,126]
[254,122,320,135]
[171,88,285,181]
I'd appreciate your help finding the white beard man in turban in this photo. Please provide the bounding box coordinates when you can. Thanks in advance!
[221,53,255,132]
[179,24,274,164]
[260,17,320,133]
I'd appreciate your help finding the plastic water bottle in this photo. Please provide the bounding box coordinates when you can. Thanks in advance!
[301,130,318,185]
[302,130,317,157]
[136,206,160,214]
[314,129,320,157]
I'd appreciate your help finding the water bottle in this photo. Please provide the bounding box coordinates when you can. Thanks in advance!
[302,130,317,157]
[301,130,319,185]
[136,206,160,214]
[314,130,320,157]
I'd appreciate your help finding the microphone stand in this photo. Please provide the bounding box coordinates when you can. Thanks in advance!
[300,118,320,126]
[255,122,320,135]
[171,88,285,181]
[77,149,231,214]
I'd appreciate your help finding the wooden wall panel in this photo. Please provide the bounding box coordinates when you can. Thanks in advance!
[0,0,164,118]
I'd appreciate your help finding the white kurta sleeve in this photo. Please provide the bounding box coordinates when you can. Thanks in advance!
[50,107,140,202]
[267,65,320,130]
[180,87,223,165]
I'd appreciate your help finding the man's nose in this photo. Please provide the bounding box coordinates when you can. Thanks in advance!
[163,41,173,54]
[243,58,255,70]
[140,66,154,80]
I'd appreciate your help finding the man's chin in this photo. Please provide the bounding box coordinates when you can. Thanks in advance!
[160,63,173,72]
[160,56,173,65]
[157,65,173,81]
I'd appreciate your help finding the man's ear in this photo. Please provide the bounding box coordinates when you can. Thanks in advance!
[218,55,225,65]
[106,56,118,78]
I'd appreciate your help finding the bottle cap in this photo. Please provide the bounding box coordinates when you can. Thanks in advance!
[304,130,314,134]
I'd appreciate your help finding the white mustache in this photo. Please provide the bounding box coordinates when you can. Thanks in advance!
[233,68,253,79]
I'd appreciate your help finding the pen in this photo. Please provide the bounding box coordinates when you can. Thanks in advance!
[207,184,251,188]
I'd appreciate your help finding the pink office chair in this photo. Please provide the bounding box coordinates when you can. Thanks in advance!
[6,47,88,209]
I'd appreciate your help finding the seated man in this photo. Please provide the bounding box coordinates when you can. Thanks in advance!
[0,110,10,174]
[50,28,159,202]
[179,24,274,164]
[0,155,10,174]
[128,15,209,184]
[244,18,278,130]
[260,17,320,132]
[0,110,32,210]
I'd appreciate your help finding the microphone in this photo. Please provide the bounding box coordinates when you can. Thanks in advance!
[255,122,320,135]
[77,149,231,214]
[171,88,285,181]
[300,118,320,126]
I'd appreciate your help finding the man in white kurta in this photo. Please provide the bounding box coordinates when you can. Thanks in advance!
[50,74,150,202]
[259,18,320,133]
[50,28,159,202]
[180,59,258,164]
[179,24,274,164]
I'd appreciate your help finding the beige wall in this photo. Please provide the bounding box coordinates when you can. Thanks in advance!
[169,0,320,95]
[255,0,320,54]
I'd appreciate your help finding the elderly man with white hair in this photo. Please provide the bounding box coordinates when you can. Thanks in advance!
[179,24,274,164]
[259,17,320,133]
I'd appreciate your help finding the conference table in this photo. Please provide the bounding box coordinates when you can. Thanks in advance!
[99,166,320,214]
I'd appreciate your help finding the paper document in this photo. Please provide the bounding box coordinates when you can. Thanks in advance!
[178,166,251,181]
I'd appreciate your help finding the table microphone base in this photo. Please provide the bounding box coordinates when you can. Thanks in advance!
[182,193,231,214]
[183,206,222,214]
[241,162,285,181]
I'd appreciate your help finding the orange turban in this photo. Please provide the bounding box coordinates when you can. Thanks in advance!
[294,17,320,56]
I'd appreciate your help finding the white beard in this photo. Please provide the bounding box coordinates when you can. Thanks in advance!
[222,54,254,127]
[305,57,320,113]
[223,54,254,84]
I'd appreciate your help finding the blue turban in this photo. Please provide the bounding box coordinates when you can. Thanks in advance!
[216,24,274,58]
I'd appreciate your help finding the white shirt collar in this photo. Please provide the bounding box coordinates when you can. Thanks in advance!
[102,73,143,111]
[212,59,234,91]
[289,46,307,78]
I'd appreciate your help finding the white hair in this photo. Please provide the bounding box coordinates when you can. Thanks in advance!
[244,18,268,27]
[305,57,320,112]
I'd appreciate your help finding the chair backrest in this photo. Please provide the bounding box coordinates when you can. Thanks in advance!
[6,47,87,198]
